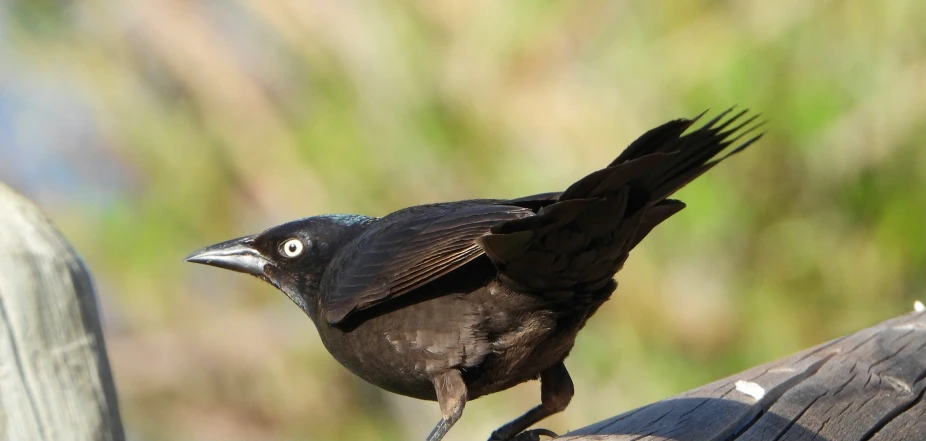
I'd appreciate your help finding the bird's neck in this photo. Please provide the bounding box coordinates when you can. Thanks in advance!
[296,214,377,323]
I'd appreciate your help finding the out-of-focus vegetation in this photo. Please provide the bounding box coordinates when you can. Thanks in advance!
[1,1,924,440]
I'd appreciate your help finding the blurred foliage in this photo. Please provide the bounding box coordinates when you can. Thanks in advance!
[1,1,925,440]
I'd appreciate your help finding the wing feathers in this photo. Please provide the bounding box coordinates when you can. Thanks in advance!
[323,203,534,324]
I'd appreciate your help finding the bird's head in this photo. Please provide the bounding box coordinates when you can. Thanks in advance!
[185,214,373,319]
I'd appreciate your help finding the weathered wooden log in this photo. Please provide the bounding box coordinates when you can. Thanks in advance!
[0,183,125,441]
[562,310,926,440]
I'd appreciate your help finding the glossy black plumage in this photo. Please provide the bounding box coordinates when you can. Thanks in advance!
[185,109,762,441]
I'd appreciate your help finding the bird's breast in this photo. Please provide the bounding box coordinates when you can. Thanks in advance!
[313,282,600,401]
[315,287,496,400]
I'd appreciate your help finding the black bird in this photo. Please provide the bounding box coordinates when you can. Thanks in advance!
[186,109,762,441]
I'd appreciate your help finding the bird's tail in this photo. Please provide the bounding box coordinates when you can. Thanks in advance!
[478,109,763,298]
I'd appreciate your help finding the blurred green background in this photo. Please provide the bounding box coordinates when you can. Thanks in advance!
[2,1,925,440]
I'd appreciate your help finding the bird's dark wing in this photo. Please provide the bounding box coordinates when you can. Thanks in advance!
[477,109,762,297]
[321,202,535,324]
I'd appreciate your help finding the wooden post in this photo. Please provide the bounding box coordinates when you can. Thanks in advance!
[561,310,926,440]
[0,183,125,441]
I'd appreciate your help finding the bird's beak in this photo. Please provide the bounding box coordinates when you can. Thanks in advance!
[184,235,269,276]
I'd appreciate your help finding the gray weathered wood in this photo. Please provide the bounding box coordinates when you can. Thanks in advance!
[561,310,926,440]
[0,183,125,441]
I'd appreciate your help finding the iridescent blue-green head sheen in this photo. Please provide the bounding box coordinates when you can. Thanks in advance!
[185,214,373,319]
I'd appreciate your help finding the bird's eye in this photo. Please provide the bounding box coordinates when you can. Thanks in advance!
[280,238,304,258]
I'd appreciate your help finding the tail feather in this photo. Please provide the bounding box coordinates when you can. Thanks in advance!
[482,110,763,298]
[610,112,704,163]
[626,108,763,203]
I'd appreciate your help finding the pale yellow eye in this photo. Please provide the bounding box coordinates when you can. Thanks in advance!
[280,238,304,258]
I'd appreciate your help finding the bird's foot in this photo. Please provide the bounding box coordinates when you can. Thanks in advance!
[489,428,558,441]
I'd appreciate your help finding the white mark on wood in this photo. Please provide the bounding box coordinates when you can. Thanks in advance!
[735,380,766,401]
[49,335,94,357]
[768,367,797,373]
[882,376,912,393]
[914,300,925,312]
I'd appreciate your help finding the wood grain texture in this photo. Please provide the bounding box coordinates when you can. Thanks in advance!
[0,183,125,441]
[561,311,926,440]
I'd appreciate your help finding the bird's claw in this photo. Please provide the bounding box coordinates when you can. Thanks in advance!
[489,428,559,441]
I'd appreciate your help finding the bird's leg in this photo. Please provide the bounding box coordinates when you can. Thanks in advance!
[489,361,574,441]
[426,369,468,441]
